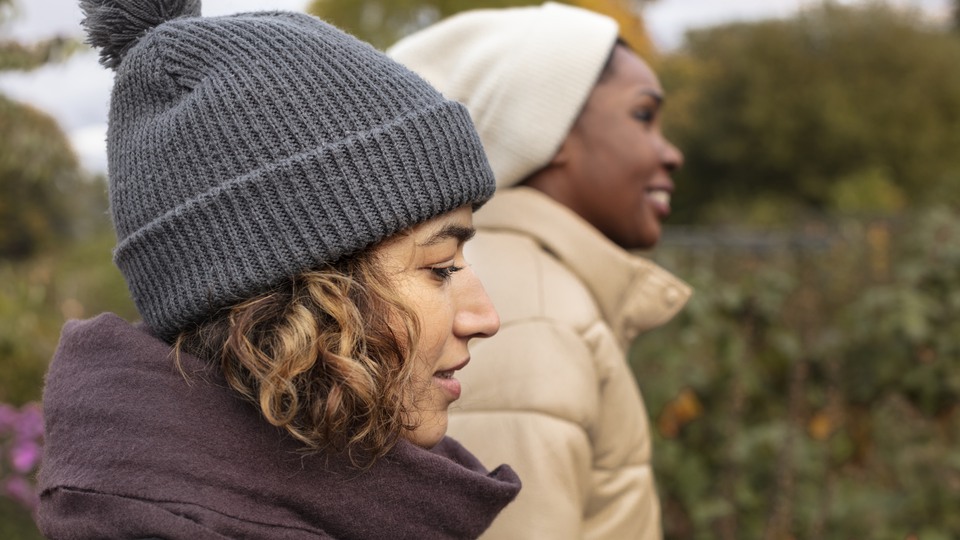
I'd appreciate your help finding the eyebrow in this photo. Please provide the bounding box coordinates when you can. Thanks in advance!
[417,224,477,247]
[639,90,664,106]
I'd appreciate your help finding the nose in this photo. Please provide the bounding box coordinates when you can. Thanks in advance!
[661,137,683,173]
[455,267,500,340]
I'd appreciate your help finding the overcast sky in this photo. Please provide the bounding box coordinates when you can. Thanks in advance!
[0,0,952,174]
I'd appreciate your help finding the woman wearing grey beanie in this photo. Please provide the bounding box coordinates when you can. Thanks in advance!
[36,0,520,537]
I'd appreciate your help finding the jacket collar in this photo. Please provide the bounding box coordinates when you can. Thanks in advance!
[475,187,692,347]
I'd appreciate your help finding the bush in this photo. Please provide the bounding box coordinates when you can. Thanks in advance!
[0,187,134,536]
[0,227,136,405]
[633,206,960,539]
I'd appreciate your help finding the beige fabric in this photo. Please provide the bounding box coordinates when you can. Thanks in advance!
[387,2,617,188]
[450,188,692,539]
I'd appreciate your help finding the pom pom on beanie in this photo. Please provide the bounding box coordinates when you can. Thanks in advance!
[82,0,496,339]
[388,2,618,189]
[81,0,201,69]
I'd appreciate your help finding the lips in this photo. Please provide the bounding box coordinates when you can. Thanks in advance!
[647,188,672,218]
[433,358,469,400]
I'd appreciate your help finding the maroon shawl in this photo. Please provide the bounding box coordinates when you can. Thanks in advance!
[38,313,520,539]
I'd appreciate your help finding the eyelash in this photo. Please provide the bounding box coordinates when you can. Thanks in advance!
[633,110,656,124]
[431,265,464,281]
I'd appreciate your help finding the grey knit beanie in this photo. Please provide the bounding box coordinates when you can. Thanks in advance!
[80,0,496,339]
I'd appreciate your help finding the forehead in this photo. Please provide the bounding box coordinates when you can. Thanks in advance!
[603,46,663,94]
[374,206,474,262]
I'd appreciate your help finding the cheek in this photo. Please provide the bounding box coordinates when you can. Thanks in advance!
[591,129,651,182]
[593,165,646,207]
[410,295,454,364]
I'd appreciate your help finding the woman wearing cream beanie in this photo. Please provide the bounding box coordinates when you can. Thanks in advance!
[390,3,692,539]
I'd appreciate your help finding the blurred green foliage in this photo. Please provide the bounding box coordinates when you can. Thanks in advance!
[0,36,79,71]
[0,0,79,72]
[633,206,960,539]
[1,0,83,260]
[0,96,83,259]
[660,3,960,224]
[1,0,78,71]
[0,499,42,540]
[0,217,137,405]
[308,0,657,55]
[310,0,543,50]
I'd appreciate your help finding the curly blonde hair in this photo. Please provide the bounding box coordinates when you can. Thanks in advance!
[174,252,421,466]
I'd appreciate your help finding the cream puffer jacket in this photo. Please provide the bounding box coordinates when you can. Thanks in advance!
[450,188,692,540]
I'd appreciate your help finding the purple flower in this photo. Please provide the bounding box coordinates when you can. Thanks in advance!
[13,403,44,441]
[0,402,44,513]
[10,440,41,473]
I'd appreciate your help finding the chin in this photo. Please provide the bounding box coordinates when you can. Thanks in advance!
[607,217,662,250]
[617,232,661,251]
[405,417,448,449]
[633,223,664,250]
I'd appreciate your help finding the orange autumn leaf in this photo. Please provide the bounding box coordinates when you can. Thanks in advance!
[657,388,703,439]
[808,411,834,441]
[571,0,658,62]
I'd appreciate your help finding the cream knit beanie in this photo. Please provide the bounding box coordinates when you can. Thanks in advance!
[387,2,618,188]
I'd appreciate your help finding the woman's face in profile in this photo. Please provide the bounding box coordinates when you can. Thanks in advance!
[557,46,684,249]
[375,205,500,448]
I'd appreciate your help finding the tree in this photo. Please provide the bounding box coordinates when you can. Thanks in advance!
[0,0,85,258]
[954,0,960,33]
[0,97,83,258]
[308,0,656,55]
[0,0,77,71]
[659,3,960,224]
